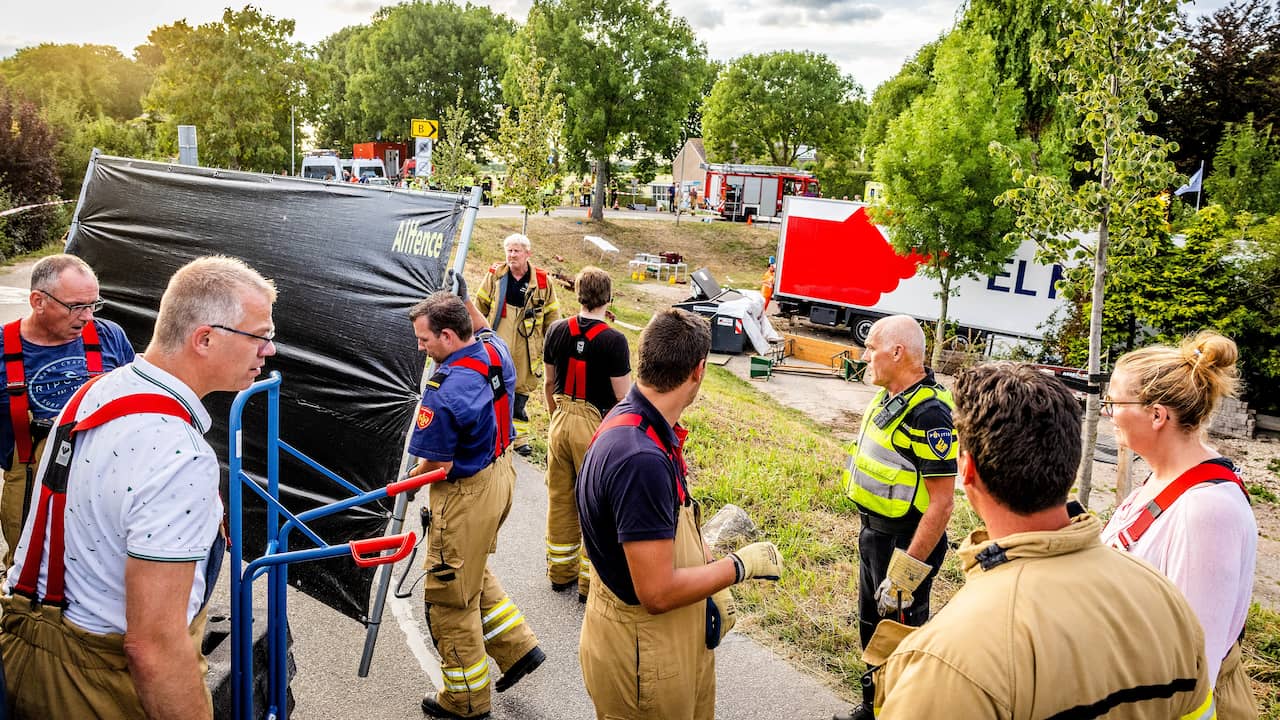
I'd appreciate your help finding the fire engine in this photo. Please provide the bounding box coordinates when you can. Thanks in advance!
[774,196,1068,351]
[701,162,820,221]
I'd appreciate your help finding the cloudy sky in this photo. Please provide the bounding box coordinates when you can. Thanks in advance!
[2,0,1231,93]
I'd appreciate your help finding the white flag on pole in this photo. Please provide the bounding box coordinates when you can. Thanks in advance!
[1174,167,1203,196]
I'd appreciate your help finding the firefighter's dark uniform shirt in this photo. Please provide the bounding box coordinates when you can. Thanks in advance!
[505,270,530,309]
[408,330,517,481]
[577,386,687,605]
[542,317,631,416]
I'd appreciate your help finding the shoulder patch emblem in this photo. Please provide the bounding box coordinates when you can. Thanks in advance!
[925,428,954,459]
[416,405,434,430]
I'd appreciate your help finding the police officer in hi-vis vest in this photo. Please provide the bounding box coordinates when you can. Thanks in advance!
[474,234,560,456]
[408,276,545,720]
[835,315,957,720]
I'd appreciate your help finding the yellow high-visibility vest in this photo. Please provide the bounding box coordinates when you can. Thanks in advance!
[842,383,956,518]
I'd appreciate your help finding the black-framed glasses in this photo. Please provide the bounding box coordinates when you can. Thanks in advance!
[211,324,276,350]
[1100,395,1145,416]
[38,289,105,315]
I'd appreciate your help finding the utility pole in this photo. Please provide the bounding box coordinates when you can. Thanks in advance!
[290,106,296,176]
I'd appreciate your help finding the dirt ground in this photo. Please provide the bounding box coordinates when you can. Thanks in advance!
[630,280,1280,611]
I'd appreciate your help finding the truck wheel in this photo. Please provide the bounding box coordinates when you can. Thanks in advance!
[851,317,875,346]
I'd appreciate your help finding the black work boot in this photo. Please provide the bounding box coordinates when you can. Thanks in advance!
[421,693,490,719]
[495,645,546,692]
[833,704,875,720]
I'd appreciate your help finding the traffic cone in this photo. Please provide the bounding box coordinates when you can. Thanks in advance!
[746,215,753,227]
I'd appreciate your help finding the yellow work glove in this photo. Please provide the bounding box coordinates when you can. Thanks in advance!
[874,549,932,618]
[729,542,782,583]
[705,586,737,649]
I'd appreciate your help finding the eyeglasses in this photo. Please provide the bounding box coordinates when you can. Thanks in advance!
[1100,395,1145,416]
[211,324,276,350]
[39,289,106,315]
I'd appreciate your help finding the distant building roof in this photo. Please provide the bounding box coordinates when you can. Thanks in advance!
[672,139,707,184]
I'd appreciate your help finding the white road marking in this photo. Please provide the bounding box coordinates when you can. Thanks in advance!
[391,584,443,690]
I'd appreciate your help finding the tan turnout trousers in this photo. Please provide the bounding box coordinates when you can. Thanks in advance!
[1217,640,1258,719]
[545,395,602,593]
[579,499,715,720]
[0,594,210,719]
[1,439,46,567]
[423,452,539,717]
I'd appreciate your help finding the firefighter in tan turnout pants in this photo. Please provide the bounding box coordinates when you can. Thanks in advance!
[0,254,135,567]
[576,309,783,719]
[542,267,631,601]
[867,363,1216,720]
[474,234,560,456]
[408,279,545,720]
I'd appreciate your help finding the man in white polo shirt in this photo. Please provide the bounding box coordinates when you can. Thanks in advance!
[0,255,277,720]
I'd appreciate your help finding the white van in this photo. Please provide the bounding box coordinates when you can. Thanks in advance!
[301,153,343,181]
[350,159,388,182]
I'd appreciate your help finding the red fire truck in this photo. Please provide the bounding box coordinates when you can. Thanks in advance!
[701,162,819,221]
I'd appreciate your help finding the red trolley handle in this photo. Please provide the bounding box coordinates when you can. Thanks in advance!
[349,532,417,567]
[387,467,449,497]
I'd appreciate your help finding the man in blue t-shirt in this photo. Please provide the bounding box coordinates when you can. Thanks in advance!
[575,309,782,720]
[406,281,544,720]
[0,254,135,566]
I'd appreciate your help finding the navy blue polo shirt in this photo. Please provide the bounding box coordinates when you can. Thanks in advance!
[577,386,689,605]
[408,330,516,480]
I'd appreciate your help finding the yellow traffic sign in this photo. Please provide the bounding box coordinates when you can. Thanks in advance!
[411,119,439,141]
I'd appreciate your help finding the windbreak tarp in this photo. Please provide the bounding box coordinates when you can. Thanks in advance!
[66,154,467,621]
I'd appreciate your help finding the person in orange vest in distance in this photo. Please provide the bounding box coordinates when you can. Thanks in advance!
[760,257,776,312]
[541,267,631,602]
[868,363,1216,720]
[0,254,135,568]
[474,234,560,457]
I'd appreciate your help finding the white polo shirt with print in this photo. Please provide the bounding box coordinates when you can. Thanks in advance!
[5,355,221,635]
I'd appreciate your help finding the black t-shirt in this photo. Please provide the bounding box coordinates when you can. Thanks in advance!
[505,269,530,309]
[543,317,631,415]
[577,387,687,605]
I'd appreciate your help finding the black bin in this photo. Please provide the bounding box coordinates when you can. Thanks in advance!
[711,314,745,354]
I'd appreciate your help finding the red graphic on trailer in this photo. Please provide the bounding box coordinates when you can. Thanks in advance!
[778,206,926,307]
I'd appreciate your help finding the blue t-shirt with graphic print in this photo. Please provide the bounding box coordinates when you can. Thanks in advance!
[0,318,135,469]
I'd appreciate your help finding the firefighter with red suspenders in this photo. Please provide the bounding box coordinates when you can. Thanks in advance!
[1,256,276,720]
[408,277,545,720]
[0,254,134,568]
[576,309,782,720]
[1102,331,1257,719]
[473,234,560,456]
[541,267,631,601]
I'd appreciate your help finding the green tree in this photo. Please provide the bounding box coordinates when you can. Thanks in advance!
[1154,0,1280,169]
[994,0,1190,508]
[432,91,482,193]
[310,25,368,150]
[873,29,1025,368]
[0,82,63,255]
[0,44,152,121]
[521,0,709,220]
[324,2,514,151]
[861,40,939,168]
[702,51,862,166]
[495,52,565,233]
[1208,114,1280,215]
[144,7,314,171]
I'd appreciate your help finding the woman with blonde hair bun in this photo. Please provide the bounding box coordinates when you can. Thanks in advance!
[1100,330,1257,718]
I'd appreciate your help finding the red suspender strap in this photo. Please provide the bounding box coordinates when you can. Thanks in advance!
[450,341,512,458]
[81,320,103,376]
[4,320,31,464]
[4,321,106,465]
[535,267,548,290]
[564,317,609,401]
[591,412,688,504]
[1117,462,1249,550]
[13,376,192,605]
